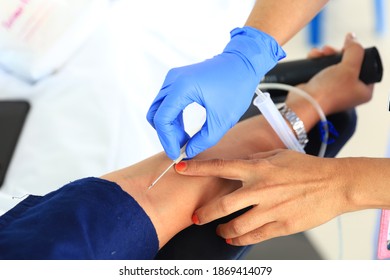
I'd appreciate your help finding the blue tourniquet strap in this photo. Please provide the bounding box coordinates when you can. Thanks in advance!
[0,177,158,259]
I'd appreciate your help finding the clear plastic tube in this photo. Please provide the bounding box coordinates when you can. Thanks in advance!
[254,88,305,153]
[258,83,328,158]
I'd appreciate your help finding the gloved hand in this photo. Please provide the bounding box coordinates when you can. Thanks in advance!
[147,26,286,160]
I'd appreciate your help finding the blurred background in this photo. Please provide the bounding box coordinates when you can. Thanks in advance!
[0,0,389,260]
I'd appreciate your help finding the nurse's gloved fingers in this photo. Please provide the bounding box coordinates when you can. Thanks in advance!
[184,124,222,159]
[154,116,181,160]
[147,78,175,129]
[153,92,194,159]
[155,117,189,160]
[146,95,165,129]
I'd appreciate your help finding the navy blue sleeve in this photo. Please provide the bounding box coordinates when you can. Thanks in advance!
[0,177,159,260]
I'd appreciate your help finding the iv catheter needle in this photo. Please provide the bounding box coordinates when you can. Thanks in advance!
[148,143,188,190]
[148,123,203,190]
[148,161,176,190]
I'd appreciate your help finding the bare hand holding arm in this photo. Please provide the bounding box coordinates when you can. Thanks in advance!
[175,33,378,246]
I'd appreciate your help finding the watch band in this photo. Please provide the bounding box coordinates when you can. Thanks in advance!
[277,103,309,148]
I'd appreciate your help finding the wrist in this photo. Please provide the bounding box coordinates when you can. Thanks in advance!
[345,158,390,211]
[285,92,321,133]
[296,84,333,116]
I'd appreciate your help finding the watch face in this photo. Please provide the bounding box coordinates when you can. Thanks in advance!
[0,100,30,187]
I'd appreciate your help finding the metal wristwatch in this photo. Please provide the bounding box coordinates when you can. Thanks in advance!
[277,103,309,148]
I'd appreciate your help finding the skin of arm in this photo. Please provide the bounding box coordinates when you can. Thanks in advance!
[174,33,381,246]
[245,0,329,45]
[101,33,374,249]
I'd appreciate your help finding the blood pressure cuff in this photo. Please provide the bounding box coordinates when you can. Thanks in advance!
[0,177,158,260]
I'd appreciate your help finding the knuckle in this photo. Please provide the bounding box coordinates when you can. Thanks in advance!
[166,67,178,76]
[229,220,244,236]
[260,159,274,170]
[251,229,269,242]
[247,157,269,169]
[212,158,226,169]
[217,196,233,215]
[283,220,296,234]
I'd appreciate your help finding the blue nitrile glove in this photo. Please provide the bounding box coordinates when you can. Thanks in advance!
[147,26,286,160]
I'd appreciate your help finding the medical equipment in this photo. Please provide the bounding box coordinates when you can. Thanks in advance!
[257,46,383,158]
[148,144,188,190]
[148,118,204,190]
[254,89,306,152]
[0,0,112,82]
[257,83,330,157]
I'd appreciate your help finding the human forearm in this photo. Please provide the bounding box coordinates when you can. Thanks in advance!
[100,93,323,249]
[100,122,260,248]
[344,157,390,210]
[245,0,329,45]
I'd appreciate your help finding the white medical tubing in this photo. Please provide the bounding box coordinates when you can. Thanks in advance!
[258,83,329,158]
[254,83,329,157]
[254,88,305,153]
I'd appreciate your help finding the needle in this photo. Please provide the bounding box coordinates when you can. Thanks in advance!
[148,144,188,190]
[148,123,203,190]
[148,161,176,190]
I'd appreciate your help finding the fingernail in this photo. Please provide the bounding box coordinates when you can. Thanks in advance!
[175,161,187,172]
[226,239,233,245]
[347,32,356,40]
[192,213,200,225]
